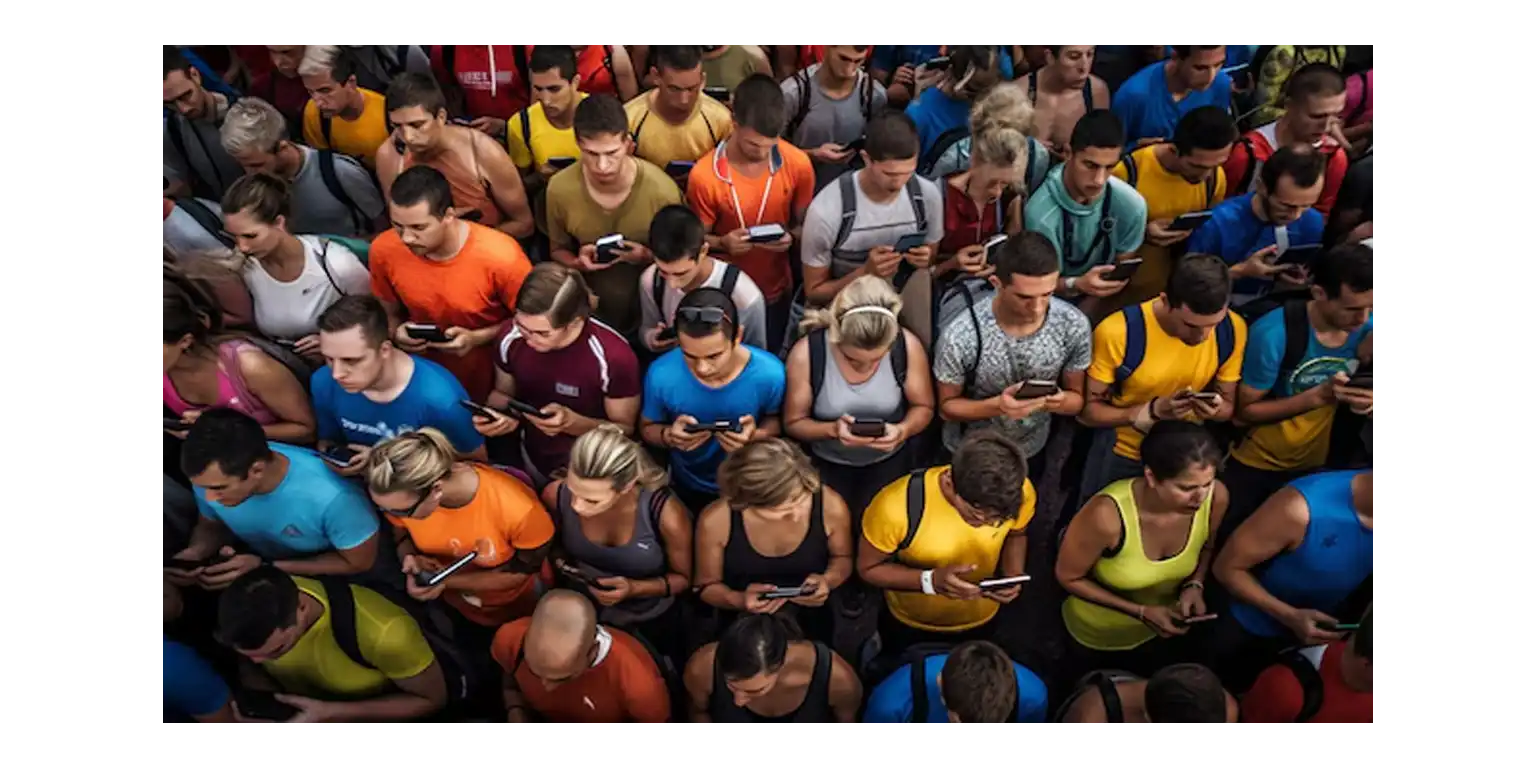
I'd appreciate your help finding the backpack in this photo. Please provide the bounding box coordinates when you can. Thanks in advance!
[832,171,929,292]
[1109,303,1236,397]
[652,264,741,325]
[935,276,998,393]
[1118,146,1218,208]
[165,96,240,199]
[174,198,234,249]
[917,126,972,178]
[1244,46,1347,130]
[1275,646,1328,722]
[784,66,875,144]
[315,575,492,716]
[807,326,909,405]
[315,150,378,236]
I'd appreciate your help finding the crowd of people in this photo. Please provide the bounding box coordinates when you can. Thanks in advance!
[163,43,1373,723]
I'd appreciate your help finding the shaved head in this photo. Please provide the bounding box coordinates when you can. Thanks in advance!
[525,590,598,684]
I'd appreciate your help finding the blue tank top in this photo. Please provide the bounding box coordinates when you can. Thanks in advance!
[1233,470,1372,637]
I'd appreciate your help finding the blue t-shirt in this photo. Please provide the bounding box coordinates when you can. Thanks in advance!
[164,637,230,722]
[871,46,1014,80]
[1111,60,1232,148]
[1242,309,1374,396]
[310,355,483,453]
[863,654,1049,723]
[1186,192,1325,300]
[195,443,381,560]
[641,346,785,493]
[906,87,973,162]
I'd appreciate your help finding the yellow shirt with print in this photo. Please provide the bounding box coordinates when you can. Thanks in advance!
[1087,299,1248,461]
[507,94,587,172]
[1107,146,1227,313]
[303,89,390,169]
[624,90,734,169]
[862,466,1036,633]
[262,576,436,700]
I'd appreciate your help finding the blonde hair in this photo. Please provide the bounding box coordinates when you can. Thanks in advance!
[969,84,1037,139]
[970,126,1033,180]
[717,438,820,510]
[567,424,668,492]
[219,98,289,155]
[799,275,902,352]
[516,262,597,328]
[364,428,456,496]
[298,45,339,78]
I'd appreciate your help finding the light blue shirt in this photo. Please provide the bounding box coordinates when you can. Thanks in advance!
[641,346,785,493]
[195,443,381,559]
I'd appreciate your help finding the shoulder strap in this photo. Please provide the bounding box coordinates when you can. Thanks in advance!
[320,114,334,149]
[1082,77,1094,107]
[602,45,616,84]
[1113,306,1146,389]
[1026,70,1038,103]
[518,108,532,155]
[808,327,828,405]
[860,69,874,118]
[648,486,673,528]
[785,70,813,141]
[720,263,741,298]
[1024,139,1039,193]
[961,279,985,392]
[832,172,858,252]
[175,198,234,249]
[316,150,371,234]
[1237,136,1258,193]
[909,652,931,723]
[1092,673,1125,722]
[1277,299,1311,379]
[1215,314,1236,371]
[1120,152,1139,189]
[897,469,927,553]
[1277,649,1326,722]
[651,268,667,320]
[919,127,969,177]
[906,174,928,234]
[316,576,375,671]
[1204,168,1217,206]
[890,329,908,390]
[315,238,343,295]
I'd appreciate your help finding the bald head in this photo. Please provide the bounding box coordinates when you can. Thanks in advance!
[524,590,598,682]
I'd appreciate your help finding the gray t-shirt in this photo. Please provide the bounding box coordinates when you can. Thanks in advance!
[801,170,944,274]
[287,146,385,238]
[164,198,229,256]
[781,65,889,191]
[933,295,1091,457]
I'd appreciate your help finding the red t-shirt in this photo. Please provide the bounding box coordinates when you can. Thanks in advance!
[232,46,274,81]
[1242,642,1372,723]
[491,619,670,723]
[1221,123,1350,219]
[430,45,530,118]
[938,173,1007,256]
[248,71,310,140]
[496,317,641,476]
[522,46,618,97]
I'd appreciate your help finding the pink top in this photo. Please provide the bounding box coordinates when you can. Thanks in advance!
[162,340,280,424]
[1344,70,1372,127]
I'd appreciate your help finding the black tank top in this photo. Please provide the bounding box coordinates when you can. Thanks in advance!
[709,641,834,723]
[721,489,828,591]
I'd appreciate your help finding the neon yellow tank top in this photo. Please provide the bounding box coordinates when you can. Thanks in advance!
[1061,478,1211,651]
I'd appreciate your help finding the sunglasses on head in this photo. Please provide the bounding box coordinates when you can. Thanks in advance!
[677,306,729,325]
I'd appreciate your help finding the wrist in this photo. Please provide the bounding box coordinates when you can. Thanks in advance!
[1180,580,1204,592]
[919,569,937,595]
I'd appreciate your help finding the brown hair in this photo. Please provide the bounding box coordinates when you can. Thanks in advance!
[515,262,596,327]
[949,430,1027,522]
[940,641,1019,722]
[716,438,820,510]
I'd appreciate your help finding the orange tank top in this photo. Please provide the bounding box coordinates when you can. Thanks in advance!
[398,129,503,227]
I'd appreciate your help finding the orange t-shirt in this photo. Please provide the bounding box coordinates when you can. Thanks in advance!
[685,139,815,302]
[386,465,554,625]
[368,223,531,401]
[491,619,671,723]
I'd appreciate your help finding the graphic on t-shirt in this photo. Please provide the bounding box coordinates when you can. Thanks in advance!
[340,417,418,442]
[1284,355,1351,397]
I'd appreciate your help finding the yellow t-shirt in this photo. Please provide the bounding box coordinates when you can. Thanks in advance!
[507,94,586,171]
[1087,299,1248,461]
[624,90,734,169]
[862,466,1036,633]
[262,576,436,700]
[1108,146,1228,312]
[303,89,390,168]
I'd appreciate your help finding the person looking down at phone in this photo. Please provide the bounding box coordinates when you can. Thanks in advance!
[546,93,682,337]
[684,612,863,722]
[686,74,816,352]
[933,120,1032,285]
[639,205,769,352]
[368,164,532,403]
[1186,144,1325,306]
[365,429,555,637]
[299,47,391,170]
[624,46,734,174]
[1026,46,1111,158]
[780,45,888,192]
[864,639,1049,723]
[165,409,382,593]
[1225,245,1372,540]
[540,425,694,662]
[699,45,773,98]
[923,81,1051,195]
[310,295,486,479]
[784,276,933,519]
[1107,106,1237,314]
[163,276,316,445]
[220,173,371,357]
[904,46,1004,163]
[1110,46,1232,150]
[694,439,854,647]
[1223,63,1352,219]
[481,263,641,485]
[163,46,245,200]
[1243,605,1372,722]
[799,109,944,317]
[1078,254,1247,499]
[492,588,672,722]
[1212,468,1372,691]
[214,565,449,722]
[1023,109,1148,313]
[934,232,1089,483]
[1056,662,1237,722]
[218,98,386,240]
[1056,422,1229,679]
[507,46,589,201]
[374,72,536,239]
[640,287,786,514]
[857,430,1036,650]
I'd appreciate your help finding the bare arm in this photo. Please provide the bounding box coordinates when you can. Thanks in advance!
[693,502,747,610]
[782,338,838,443]
[598,394,642,437]
[610,46,640,102]
[998,528,1028,577]
[802,263,874,307]
[375,141,403,200]
[1190,482,1229,585]
[855,532,925,593]
[1053,497,1145,618]
[896,332,936,439]
[275,533,379,577]
[318,660,448,722]
[628,494,693,599]
[238,347,317,444]
[1236,381,1327,427]
[1078,376,1146,429]
[682,644,717,723]
[827,653,864,723]
[474,131,535,238]
[1213,487,1309,624]
[820,488,855,589]
[743,45,773,77]
[639,416,671,450]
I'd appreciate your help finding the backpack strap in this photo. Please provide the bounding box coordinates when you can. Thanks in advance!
[919,127,970,177]
[1277,299,1311,382]
[720,263,742,298]
[1204,169,1217,206]
[909,651,931,722]
[890,328,908,390]
[808,327,828,406]
[832,172,858,253]
[1120,152,1139,189]
[632,110,649,145]
[961,279,985,392]
[1024,139,1040,193]
[516,107,533,159]
[1277,649,1326,722]
[602,45,616,87]
[316,238,344,295]
[1237,136,1258,193]
[316,576,375,671]
[1026,70,1038,103]
[859,69,874,120]
[320,114,334,149]
[897,469,927,553]
[651,268,667,322]
[1081,77,1094,108]
[175,198,234,249]
[316,150,372,235]
[1215,314,1236,372]
[785,70,813,141]
[906,174,928,235]
[1092,673,1125,722]
[1113,306,1146,391]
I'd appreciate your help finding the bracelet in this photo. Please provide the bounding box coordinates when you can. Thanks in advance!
[661,577,673,597]
[920,569,937,596]
[1136,605,1146,622]
[1181,580,1204,592]
[1064,276,1079,294]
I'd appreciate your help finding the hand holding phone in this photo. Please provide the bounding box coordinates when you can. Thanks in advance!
[319,445,358,468]
[1013,379,1061,400]
[594,233,627,264]
[1276,243,1324,267]
[893,233,927,253]
[982,233,1009,266]
[1167,211,1213,232]
[839,136,866,153]
[502,398,554,420]
[413,550,479,589]
[1102,258,1144,282]
[235,689,300,722]
[977,575,1031,591]
[848,418,887,438]
[403,322,451,343]
[683,419,744,434]
[747,223,787,244]
[758,584,816,600]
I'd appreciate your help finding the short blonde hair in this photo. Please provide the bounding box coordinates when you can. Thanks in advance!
[364,428,456,496]
[219,98,288,155]
[799,275,902,352]
[298,45,339,78]
[970,126,1032,180]
[969,84,1037,138]
[567,424,668,492]
[717,438,820,510]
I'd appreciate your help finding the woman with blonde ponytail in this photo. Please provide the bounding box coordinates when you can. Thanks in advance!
[934,122,1037,286]
[783,276,934,518]
[539,423,694,661]
[924,82,1051,190]
[365,428,556,635]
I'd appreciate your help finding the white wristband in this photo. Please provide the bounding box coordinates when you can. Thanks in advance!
[920,569,937,596]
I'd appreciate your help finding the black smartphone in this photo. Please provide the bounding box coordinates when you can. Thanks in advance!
[759,585,815,599]
[548,156,576,170]
[1317,620,1360,632]
[1346,368,1372,390]
[166,551,228,570]
[1275,243,1324,266]
[656,326,678,343]
[977,575,1031,591]
[320,446,357,467]
[558,562,618,591]
[747,224,786,243]
[273,338,298,348]
[503,398,554,420]
[403,322,450,343]
[893,233,927,253]
[703,86,730,101]
[594,233,626,264]
[1103,258,1145,282]
[1168,210,1213,232]
[1189,392,1221,403]
[459,399,505,422]
[1013,380,1061,400]
[235,689,300,722]
[413,550,480,589]
[684,419,742,434]
[982,233,1009,265]
[164,417,192,431]
[665,160,696,178]
[840,136,866,153]
[923,56,952,70]
[849,418,886,438]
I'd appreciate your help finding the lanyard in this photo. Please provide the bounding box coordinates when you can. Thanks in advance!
[715,142,776,228]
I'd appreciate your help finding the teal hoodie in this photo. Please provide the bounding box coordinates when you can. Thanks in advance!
[1024,165,1148,277]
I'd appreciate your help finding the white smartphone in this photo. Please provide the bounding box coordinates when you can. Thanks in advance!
[978,575,1032,590]
[747,224,787,243]
[416,550,479,588]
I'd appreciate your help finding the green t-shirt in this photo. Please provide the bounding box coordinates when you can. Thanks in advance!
[1023,165,1148,277]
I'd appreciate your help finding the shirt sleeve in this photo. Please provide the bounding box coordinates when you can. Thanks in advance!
[922,180,945,245]
[1011,479,1038,532]
[1317,151,1350,219]
[861,667,912,723]
[337,157,386,219]
[685,167,720,230]
[195,494,223,524]
[931,312,977,387]
[1239,310,1286,392]
[495,248,534,312]
[759,357,787,416]
[1240,664,1303,722]
[1023,197,1065,261]
[1015,667,1050,723]
[425,379,486,454]
[321,490,383,551]
[799,188,838,269]
[1116,186,1148,254]
[1110,94,1139,147]
[164,640,231,718]
[367,246,400,305]
[638,266,663,332]
[741,295,768,350]
[1087,311,1128,385]
[603,334,642,399]
[324,240,373,295]
[310,371,343,444]
[641,363,672,424]
[1064,309,1093,372]
[507,111,533,170]
[871,80,889,113]
[303,102,324,148]
[620,642,672,723]
[790,153,817,218]
[503,489,556,550]
[861,478,910,554]
[359,597,437,681]
[545,186,573,252]
[1217,313,1249,384]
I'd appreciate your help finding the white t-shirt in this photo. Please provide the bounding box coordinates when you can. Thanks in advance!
[637,258,768,351]
[242,235,371,340]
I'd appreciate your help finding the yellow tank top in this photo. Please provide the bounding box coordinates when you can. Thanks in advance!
[1061,478,1211,651]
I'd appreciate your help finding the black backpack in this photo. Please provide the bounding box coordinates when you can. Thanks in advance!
[1118,146,1218,209]
[917,126,972,178]
[652,264,741,327]
[784,66,875,143]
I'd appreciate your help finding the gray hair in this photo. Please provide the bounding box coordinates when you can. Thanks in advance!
[219,98,288,155]
[298,45,340,78]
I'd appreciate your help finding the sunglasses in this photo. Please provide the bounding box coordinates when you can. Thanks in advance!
[379,474,449,517]
[676,306,729,324]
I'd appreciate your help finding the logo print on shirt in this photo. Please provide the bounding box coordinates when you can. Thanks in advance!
[281,525,304,538]
[1322,534,1338,548]
[583,696,596,711]
[555,382,580,398]
[636,542,651,550]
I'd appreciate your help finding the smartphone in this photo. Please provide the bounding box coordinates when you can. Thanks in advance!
[414,550,480,588]
[849,418,887,438]
[1275,243,1324,266]
[503,398,554,420]
[558,562,618,591]
[548,156,576,170]
[655,326,678,343]
[1318,621,1360,632]
[459,399,506,422]
[235,689,300,722]
[320,446,357,467]
[1346,365,1373,390]
[403,322,450,343]
[977,575,1032,590]
[1189,392,1221,403]
[594,233,626,264]
[893,233,927,253]
[164,417,192,431]
[665,160,696,178]
[923,55,952,71]
[684,419,742,434]
[273,338,298,348]
[1168,210,1213,232]
[704,86,730,101]
[449,116,476,127]
[839,136,866,153]
[1102,258,1144,282]
[747,223,786,243]
[1014,380,1061,400]
[166,552,229,570]
[1172,613,1219,625]
[759,585,815,599]
[983,233,1009,265]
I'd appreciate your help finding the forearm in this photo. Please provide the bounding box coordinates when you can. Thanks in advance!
[466,323,507,349]
[551,248,580,270]
[185,518,229,556]
[784,415,839,444]
[1217,566,1297,624]
[822,555,853,589]
[699,583,747,611]
[939,393,1005,423]
[1062,576,1146,617]
[858,561,926,593]
[1239,389,1322,426]
[999,536,1027,577]
[1229,261,1267,281]
[275,550,373,577]
[1078,397,1145,428]
[496,207,535,239]
[322,691,442,723]
[640,422,671,449]
[627,572,687,599]
[444,568,529,593]
[805,265,867,305]
[1048,391,1086,417]
[262,421,317,445]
